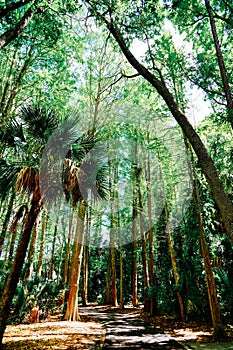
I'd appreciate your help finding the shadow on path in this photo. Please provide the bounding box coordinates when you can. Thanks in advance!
[80,307,186,349]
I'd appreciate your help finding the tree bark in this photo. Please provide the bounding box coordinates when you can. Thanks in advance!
[0,194,42,348]
[164,201,185,322]
[63,208,74,284]
[105,251,111,304]
[0,190,15,257]
[145,147,157,315]
[23,211,41,281]
[49,219,58,280]
[136,166,150,312]
[64,201,87,321]
[0,5,40,50]
[82,208,91,306]
[184,137,225,339]
[0,0,32,20]
[91,13,233,242]
[36,211,48,278]
[132,144,139,307]
[205,0,233,129]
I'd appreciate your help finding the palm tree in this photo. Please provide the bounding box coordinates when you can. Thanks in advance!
[63,143,109,321]
[0,104,109,345]
[0,104,58,347]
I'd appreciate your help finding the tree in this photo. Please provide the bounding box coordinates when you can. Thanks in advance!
[204,0,233,129]
[84,1,233,242]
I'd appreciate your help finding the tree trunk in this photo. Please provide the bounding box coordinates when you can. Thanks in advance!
[0,0,32,20]
[105,251,111,304]
[0,190,15,257]
[164,201,185,322]
[0,5,39,50]
[82,208,91,306]
[63,208,74,284]
[96,16,233,241]
[8,205,28,265]
[205,0,233,129]
[145,147,157,315]
[137,167,150,312]
[184,137,225,339]
[132,144,139,307]
[0,194,42,348]
[49,218,58,280]
[64,201,87,321]
[109,160,118,307]
[23,212,41,281]
[36,211,48,278]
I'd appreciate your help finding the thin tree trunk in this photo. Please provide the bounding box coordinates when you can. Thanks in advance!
[63,208,74,284]
[36,211,48,278]
[82,207,91,306]
[164,201,185,322]
[145,147,157,315]
[205,0,233,129]
[109,159,118,307]
[105,251,111,304]
[23,211,41,281]
[8,205,28,265]
[0,193,42,348]
[137,167,149,312]
[0,190,15,257]
[49,218,58,280]
[184,136,225,339]
[65,201,87,321]
[132,144,139,307]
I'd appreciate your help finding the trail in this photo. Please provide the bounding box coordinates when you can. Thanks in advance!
[80,306,186,349]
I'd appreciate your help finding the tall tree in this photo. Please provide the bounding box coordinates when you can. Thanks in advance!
[204,0,233,129]
[84,1,233,242]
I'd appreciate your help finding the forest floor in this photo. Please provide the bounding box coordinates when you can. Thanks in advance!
[2,304,233,349]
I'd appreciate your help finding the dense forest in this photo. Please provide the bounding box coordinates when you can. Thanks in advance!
[0,0,233,348]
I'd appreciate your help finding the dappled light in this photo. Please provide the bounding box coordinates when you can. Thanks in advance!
[0,1,233,349]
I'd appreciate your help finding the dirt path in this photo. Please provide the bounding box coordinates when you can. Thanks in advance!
[80,306,186,349]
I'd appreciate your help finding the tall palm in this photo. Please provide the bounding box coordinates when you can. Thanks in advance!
[63,142,109,321]
[0,104,59,347]
[0,104,108,344]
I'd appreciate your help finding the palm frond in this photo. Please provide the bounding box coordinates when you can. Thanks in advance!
[19,104,59,142]
[66,131,96,162]
[16,166,38,194]
[0,159,21,198]
[0,119,25,149]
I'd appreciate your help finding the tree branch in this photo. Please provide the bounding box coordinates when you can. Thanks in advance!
[0,4,41,50]
[0,0,32,20]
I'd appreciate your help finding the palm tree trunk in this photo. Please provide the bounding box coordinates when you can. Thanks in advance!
[0,194,42,348]
[65,201,87,321]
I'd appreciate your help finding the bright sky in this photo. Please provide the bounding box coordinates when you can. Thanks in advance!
[130,23,212,126]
